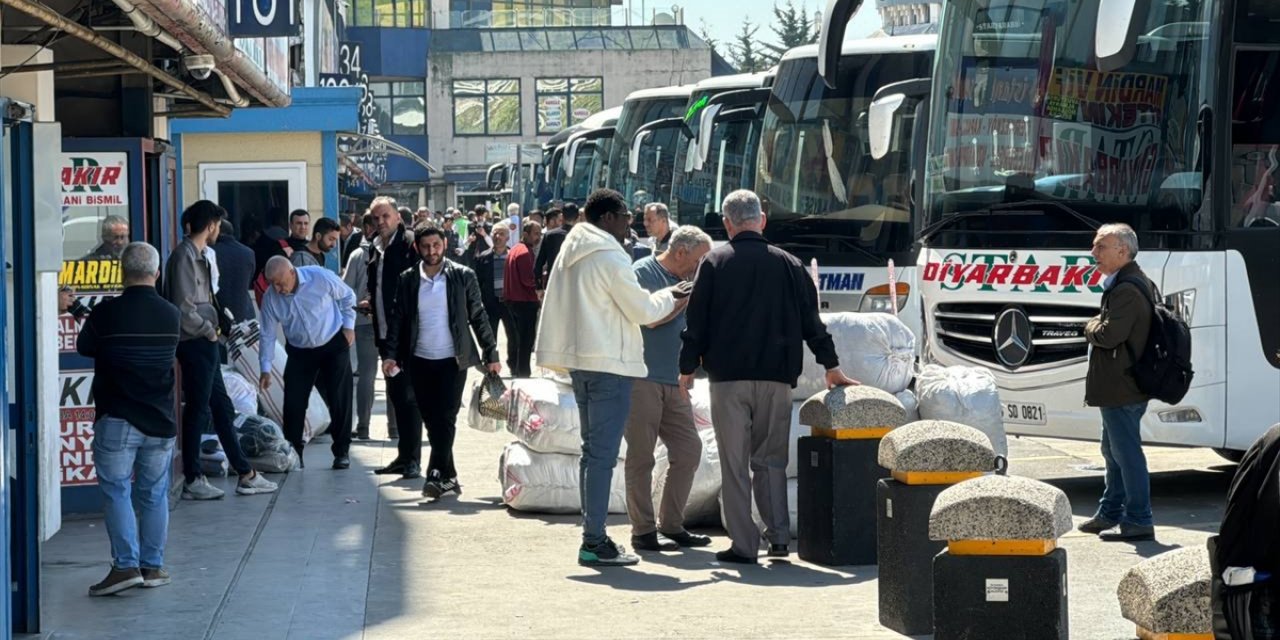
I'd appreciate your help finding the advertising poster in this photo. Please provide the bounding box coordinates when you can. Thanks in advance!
[57,258,122,487]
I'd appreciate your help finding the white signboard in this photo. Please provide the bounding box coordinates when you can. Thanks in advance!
[60,153,128,208]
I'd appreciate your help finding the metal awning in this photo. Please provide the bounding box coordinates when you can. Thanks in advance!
[338,132,437,177]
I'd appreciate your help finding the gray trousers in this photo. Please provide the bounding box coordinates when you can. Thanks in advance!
[354,324,379,435]
[623,380,702,537]
[710,380,792,556]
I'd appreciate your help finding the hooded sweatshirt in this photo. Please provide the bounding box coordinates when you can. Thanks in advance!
[534,222,675,378]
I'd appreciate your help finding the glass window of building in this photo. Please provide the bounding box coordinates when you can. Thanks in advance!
[352,0,428,27]
[453,79,522,136]
[535,76,603,134]
[369,81,426,135]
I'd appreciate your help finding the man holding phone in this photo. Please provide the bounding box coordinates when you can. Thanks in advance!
[535,188,691,568]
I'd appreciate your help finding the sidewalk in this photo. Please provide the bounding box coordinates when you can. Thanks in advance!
[35,369,1225,639]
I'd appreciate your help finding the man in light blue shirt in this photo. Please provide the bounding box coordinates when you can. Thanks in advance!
[258,256,357,469]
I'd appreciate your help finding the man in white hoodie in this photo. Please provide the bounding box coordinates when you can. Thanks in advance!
[535,188,692,568]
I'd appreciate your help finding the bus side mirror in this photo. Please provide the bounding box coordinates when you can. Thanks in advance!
[869,94,905,161]
[696,104,724,169]
[629,130,652,175]
[1095,0,1151,72]
[818,0,867,88]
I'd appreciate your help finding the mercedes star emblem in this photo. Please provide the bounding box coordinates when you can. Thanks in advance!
[994,307,1034,369]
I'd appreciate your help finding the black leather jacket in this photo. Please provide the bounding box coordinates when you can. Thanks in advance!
[384,259,499,369]
[367,225,418,349]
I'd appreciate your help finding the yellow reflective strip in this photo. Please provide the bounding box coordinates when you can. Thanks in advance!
[810,426,892,440]
[1136,628,1213,640]
[947,539,1057,556]
[890,470,984,485]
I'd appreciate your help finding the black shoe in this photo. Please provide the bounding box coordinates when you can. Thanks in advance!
[422,473,461,499]
[354,430,371,441]
[402,461,422,479]
[332,456,350,470]
[767,543,789,558]
[374,460,409,475]
[1078,515,1120,535]
[579,538,640,567]
[1099,523,1155,542]
[715,549,758,565]
[631,532,679,552]
[661,530,712,548]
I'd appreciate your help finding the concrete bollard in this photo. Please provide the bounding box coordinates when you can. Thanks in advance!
[796,385,908,566]
[1119,547,1213,640]
[876,420,996,636]
[929,474,1074,640]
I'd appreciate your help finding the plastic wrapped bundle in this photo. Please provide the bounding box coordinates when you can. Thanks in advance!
[508,378,629,458]
[227,320,330,442]
[896,388,920,422]
[221,368,258,418]
[794,312,917,400]
[689,381,714,432]
[499,442,626,514]
[786,401,807,478]
[236,415,299,473]
[467,378,511,433]
[916,364,1008,457]
[651,428,722,527]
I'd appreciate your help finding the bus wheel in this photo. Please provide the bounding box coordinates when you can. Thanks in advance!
[1213,448,1245,464]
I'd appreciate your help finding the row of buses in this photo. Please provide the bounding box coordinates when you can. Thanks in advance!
[493,0,1280,459]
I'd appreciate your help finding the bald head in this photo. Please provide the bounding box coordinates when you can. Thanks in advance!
[264,256,298,295]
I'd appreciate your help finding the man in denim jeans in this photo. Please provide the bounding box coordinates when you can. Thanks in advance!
[77,242,181,596]
[535,189,688,567]
[1081,223,1157,541]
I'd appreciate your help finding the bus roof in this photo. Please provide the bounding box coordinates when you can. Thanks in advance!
[578,105,623,129]
[779,34,937,64]
[622,84,695,103]
[692,71,772,92]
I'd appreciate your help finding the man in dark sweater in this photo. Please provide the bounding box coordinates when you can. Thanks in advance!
[214,220,257,325]
[535,203,577,291]
[678,189,857,564]
[78,242,181,596]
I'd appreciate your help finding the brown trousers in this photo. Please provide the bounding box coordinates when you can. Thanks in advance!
[710,380,792,556]
[623,380,702,537]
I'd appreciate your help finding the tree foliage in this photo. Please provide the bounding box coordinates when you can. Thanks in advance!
[729,18,773,73]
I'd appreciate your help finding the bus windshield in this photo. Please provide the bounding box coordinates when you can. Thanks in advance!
[673,115,763,241]
[758,52,933,266]
[608,96,688,210]
[559,139,611,204]
[924,0,1211,249]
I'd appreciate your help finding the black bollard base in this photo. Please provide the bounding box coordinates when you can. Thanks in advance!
[797,435,885,566]
[877,479,948,636]
[933,547,1070,640]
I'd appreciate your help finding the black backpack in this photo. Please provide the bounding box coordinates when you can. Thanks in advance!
[1115,275,1195,404]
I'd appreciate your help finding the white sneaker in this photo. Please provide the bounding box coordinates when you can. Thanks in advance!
[182,476,225,500]
[236,472,278,496]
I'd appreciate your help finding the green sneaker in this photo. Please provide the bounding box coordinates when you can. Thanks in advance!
[578,537,639,567]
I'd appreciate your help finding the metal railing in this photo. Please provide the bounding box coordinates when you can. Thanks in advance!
[447,6,683,29]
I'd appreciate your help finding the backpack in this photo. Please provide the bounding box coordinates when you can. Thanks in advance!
[1116,275,1195,405]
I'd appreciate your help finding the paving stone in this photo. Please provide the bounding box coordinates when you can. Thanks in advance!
[929,474,1073,541]
[798,385,907,431]
[877,420,996,473]
[1118,547,1212,634]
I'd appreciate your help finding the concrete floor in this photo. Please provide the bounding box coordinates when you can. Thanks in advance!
[33,373,1235,640]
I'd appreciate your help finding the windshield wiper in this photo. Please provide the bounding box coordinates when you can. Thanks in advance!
[768,217,889,265]
[919,197,1103,243]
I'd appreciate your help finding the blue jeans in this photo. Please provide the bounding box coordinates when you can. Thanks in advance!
[1097,401,1153,526]
[570,371,634,546]
[92,417,175,570]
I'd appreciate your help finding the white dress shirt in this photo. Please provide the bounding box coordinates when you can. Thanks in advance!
[414,264,456,360]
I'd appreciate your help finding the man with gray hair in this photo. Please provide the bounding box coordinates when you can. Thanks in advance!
[642,203,672,253]
[624,225,714,552]
[679,189,857,564]
[77,242,180,595]
[1080,222,1158,541]
[84,214,130,259]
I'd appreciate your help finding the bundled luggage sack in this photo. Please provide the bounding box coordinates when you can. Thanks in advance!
[916,364,1008,456]
[794,312,916,400]
[227,320,331,443]
[236,414,299,473]
[499,442,626,514]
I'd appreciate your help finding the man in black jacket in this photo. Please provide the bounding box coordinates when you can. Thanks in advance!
[365,197,425,477]
[678,189,856,564]
[1216,424,1280,638]
[535,203,577,291]
[214,220,256,325]
[383,223,502,499]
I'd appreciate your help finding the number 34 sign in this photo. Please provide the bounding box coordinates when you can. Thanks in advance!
[228,0,300,37]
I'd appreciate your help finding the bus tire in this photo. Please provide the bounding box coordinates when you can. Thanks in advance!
[1213,448,1245,464]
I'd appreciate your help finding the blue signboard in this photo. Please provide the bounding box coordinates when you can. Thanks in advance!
[228,0,300,38]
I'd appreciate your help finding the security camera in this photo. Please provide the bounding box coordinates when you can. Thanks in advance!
[183,54,216,81]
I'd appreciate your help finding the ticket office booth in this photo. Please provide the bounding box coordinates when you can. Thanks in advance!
[58,137,178,517]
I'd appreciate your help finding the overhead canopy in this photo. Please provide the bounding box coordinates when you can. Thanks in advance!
[338,132,437,186]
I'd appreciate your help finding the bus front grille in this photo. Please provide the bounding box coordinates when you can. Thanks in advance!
[934,302,1094,370]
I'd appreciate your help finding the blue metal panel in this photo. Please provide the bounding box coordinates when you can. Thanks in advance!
[385,133,430,183]
[321,131,340,271]
[0,104,14,640]
[169,87,361,135]
[345,27,430,77]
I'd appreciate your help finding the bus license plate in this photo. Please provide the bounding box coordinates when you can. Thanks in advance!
[1005,402,1046,425]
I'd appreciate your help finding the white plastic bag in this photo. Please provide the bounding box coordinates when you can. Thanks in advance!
[508,378,582,455]
[916,364,1008,456]
[689,381,714,432]
[652,428,721,527]
[896,388,920,422]
[786,401,807,478]
[222,368,258,418]
[794,312,917,400]
[467,378,510,433]
[499,442,626,514]
[227,320,331,442]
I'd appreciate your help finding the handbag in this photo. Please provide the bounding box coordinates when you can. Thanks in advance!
[477,372,509,421]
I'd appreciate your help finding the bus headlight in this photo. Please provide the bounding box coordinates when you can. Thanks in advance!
[1158,408,1202,423]
[858,283,910,313]
[1164,289,1196,325]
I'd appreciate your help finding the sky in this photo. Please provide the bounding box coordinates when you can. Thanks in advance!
[672,0,885,54]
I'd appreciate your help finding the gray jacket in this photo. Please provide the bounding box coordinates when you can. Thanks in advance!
[163,238,220,341]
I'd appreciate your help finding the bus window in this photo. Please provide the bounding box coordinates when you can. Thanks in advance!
[1230,49,1280,229]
